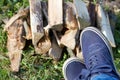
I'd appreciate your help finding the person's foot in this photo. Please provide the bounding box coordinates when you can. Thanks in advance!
[62,57,86,80]
[80,27,120,79]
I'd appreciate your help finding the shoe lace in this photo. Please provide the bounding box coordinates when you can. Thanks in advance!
[88,54,99,70]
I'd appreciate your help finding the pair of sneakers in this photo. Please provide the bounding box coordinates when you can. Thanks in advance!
[63,27,120,80]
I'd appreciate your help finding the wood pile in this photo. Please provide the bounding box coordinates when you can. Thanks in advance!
[4,0,116,72]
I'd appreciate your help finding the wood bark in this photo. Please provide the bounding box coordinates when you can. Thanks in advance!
[97,4,116,47]
[29,0,44,46]
[7,19,26,72]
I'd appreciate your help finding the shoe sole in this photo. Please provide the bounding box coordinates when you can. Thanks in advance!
[63,57,84,80]
[80,27,120,77]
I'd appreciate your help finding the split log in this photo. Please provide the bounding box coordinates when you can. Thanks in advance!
[48,0,63,31]
[61,29,78,50]
[7,19,26,52]
[4,7,29,31]
[7,19,26,72]
[48,35,63,61]
[29,0,44,46]
[97,4,116,47]
[35,38,51,54]
[35,31,51,54]
[74,0,90,29]
[64,2,78,30]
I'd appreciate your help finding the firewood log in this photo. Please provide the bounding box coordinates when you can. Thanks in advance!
[7,19,26,72]
[35,31,51,54]
[4,7,29,31]
[48,35,63,61]
[97,4,116,47]
[29,0,44,46]
[61,29,78,50]
[74,0,90,29]
[64,2,78,30]
[48,0,63,31]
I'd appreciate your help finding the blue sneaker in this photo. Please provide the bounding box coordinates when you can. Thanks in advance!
[80,27,120,79]
[63,57,87,80]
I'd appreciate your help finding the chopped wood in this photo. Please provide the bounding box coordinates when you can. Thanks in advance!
[74,0,90,29]
[7,19,26,72]
[5,0,119,71]
[64,2,78,30]
[97,4,116,47]
[48,35,63,61]
[35,31,51,54]
[29,0,44,46]
[8,50,22,72]
[7,19,26,52]
[61,29,78,50]
[48,0,63,31]
[23,20,32,40]
[4,7,29,31]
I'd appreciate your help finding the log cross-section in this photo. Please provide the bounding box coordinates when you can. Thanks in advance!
[29,0,44,46]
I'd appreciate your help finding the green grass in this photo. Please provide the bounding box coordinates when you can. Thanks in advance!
[0,0,120,80]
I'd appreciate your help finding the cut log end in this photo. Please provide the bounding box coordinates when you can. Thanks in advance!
[35,35,51,54]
